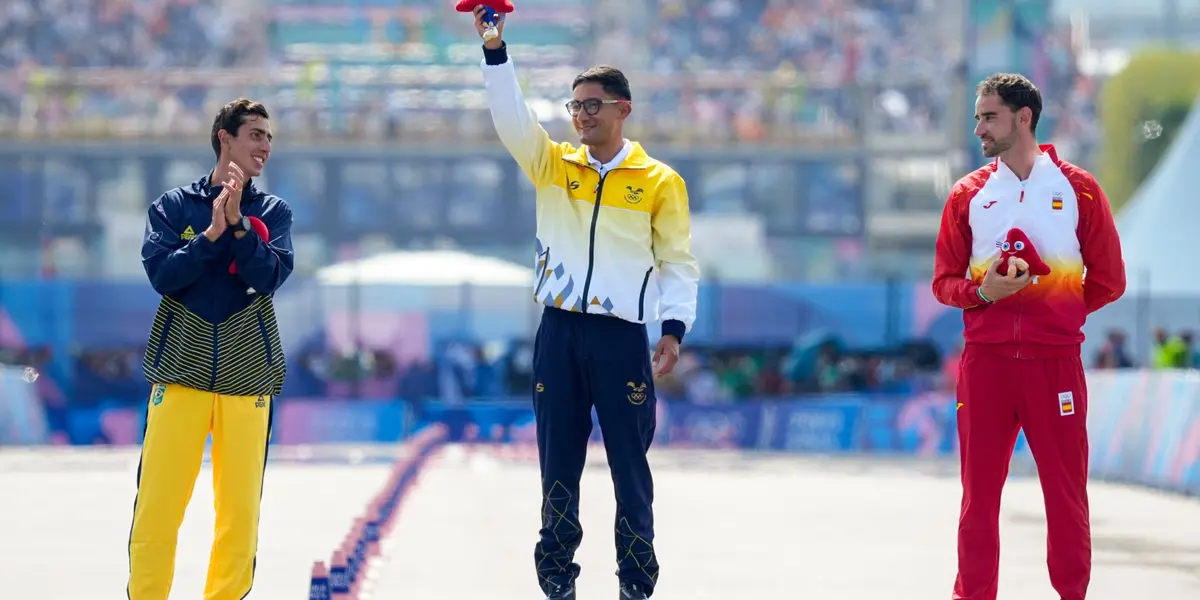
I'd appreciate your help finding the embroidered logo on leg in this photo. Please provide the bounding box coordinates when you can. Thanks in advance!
[626,381,648,405]
[1058,391,1075,416]
[151,384,166,406]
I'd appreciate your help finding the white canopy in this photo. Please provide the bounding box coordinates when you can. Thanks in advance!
[1115,93,1200,295]
[315,249,530,287]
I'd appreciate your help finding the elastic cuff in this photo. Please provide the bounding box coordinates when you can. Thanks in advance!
[192,231,223,258]
[661,319,686,344]
[483,42,508,65]
[231,228,261,257]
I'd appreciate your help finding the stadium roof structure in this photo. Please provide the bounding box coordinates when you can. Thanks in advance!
[1114,93,1200,296]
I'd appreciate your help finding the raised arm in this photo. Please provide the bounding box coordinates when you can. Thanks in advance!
[479,39,565,187]
[653,171,701,342]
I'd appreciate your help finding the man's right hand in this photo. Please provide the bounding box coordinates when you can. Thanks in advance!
[978,256,1032,302]
[473,5,505,49]
[204,190,228,242]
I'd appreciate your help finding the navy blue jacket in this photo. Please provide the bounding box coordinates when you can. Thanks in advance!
[140,174,293,396]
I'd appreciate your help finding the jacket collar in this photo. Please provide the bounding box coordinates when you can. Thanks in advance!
[992,143,1060,182]
[563,140,653,170]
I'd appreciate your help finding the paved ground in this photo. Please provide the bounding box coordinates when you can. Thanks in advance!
[0,445,396,600]
[2,444,1199,599]
[374,446,1200,600]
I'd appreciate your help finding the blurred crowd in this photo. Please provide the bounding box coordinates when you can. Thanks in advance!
[5,334,952,407]
[0,0,1075,146]
[2,325,1190,408]
[644,0,954,139]
[0,0,1108,165]
[0,0,267,133]
[0,0,263,69]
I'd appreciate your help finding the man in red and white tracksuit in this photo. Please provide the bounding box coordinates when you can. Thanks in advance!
[932,73,1127,600]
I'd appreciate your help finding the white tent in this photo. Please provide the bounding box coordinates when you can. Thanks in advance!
[1082,94,1200,365]
[1114,93,1200,296]
[315,249,530,287]
[272,249,539,353]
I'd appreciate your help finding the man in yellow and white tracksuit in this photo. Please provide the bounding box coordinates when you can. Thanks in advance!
[472,9,700,600]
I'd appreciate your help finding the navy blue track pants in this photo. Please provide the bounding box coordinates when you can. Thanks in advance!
[531,306,659,595]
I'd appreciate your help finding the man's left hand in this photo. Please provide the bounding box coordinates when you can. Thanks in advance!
[221,161,245,226]
[652,335,680,378]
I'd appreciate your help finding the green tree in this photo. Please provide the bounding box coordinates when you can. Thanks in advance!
[1099,49,1200,214]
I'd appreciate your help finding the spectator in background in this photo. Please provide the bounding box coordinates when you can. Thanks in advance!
[0,0,267,133]
[0,0,979,145]
[1151,327,1192,369]
[1092,329,1134,369]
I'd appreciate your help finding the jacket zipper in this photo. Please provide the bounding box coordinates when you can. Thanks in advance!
[152,311,175,369]
[210,326,219,390]
[1013,303,1023,358]
[579,174,606,313]
[567,160,636,315]
[1013,180,1026,356]
[257,310,274,366]
[637,267,653,321]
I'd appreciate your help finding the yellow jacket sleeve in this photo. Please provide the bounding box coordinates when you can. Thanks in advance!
[480,48,565,188]
[652,172,701,335]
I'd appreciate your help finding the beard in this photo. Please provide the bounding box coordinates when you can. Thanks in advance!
[981,120,1019,157]
[982,134,1015,158]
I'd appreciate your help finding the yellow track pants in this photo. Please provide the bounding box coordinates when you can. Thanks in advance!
[126,383,273,600]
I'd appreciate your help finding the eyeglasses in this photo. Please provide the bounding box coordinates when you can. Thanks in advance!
[565,98,629,117]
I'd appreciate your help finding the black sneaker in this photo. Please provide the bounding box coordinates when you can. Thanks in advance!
[546,583,576,599]
[619,581,650,599]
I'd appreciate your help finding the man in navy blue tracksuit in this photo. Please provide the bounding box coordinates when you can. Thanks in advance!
[128,98,294,600]
[474,9,702,599]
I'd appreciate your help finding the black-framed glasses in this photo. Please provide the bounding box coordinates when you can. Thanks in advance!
[565,98,629,117]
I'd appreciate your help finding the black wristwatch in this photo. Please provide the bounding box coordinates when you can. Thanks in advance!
[230,216,250,233]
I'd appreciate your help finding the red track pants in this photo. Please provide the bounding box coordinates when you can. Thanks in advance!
[952,345,1091,600]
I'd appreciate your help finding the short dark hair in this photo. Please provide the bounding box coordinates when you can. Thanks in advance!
[572,65,631,101]
[210,98,271,158]
[976,73,1042,134]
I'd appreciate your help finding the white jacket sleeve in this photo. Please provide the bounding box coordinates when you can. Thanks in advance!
[654,172,701,340]
[480,45,564,187]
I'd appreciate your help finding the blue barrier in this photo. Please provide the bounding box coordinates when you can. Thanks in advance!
[14,370,1200,496]
[1081,370,1200,496]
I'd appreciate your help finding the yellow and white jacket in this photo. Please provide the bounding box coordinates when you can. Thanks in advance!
[481,49,700,340]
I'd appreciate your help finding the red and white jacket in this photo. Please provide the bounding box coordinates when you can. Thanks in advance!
[932,145,1127,356]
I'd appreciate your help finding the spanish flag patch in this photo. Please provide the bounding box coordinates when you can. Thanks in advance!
[1051,192,1063,210]
[1058,391,1075,416]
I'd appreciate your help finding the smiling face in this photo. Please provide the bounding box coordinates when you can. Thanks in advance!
[571,82,628,146]
[211,98,273,178]
[973,73,1042,159]
[974,94,1022,158]
[569,65,632,148]
[223,115,273,177]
